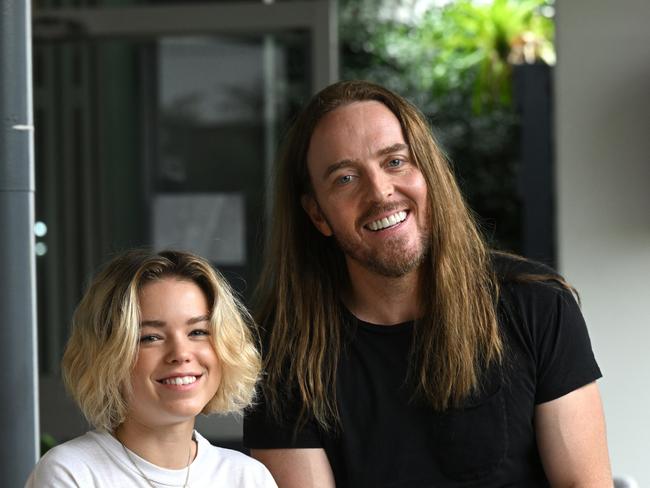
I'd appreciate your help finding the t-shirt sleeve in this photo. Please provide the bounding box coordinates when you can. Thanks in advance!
[530,285,602,404]
[243,384,323,449]
[25,448,89,488]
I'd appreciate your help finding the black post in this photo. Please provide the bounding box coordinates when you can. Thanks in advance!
[513,63,555,267]
[0,0,40,485]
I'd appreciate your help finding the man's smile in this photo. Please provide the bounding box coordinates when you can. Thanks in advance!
[365,210,408,231]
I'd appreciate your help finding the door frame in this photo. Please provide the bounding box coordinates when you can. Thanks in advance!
[33,0,338,92]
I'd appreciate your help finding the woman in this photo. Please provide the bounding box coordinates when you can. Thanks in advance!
[27,249,277,487]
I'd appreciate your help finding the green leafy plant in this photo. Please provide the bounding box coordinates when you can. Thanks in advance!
[342,0,554,113]
[419,0,554,112]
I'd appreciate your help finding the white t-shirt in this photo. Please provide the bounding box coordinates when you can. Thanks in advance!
[25,430,277,487]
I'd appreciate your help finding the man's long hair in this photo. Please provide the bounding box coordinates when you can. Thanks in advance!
[254,80,503,429]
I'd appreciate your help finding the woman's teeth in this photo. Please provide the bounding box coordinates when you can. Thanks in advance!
[161,376,197,385]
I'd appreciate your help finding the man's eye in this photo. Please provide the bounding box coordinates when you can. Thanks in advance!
[337,175,354,185]
[388,159,404,167]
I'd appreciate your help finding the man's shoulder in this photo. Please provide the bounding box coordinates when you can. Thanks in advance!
[491,252,574,304]
[491,251,558,282]
[491,253,585,344]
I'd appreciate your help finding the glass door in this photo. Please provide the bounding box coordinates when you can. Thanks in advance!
[32,0,337,446]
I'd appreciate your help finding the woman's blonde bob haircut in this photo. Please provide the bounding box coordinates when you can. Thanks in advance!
[62,248,261,432]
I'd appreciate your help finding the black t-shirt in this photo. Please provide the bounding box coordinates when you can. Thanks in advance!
[244,261,602,487]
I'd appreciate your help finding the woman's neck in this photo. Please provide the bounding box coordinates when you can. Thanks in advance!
[114,418,197,469]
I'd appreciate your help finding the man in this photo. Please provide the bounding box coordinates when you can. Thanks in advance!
[244,80,612,487]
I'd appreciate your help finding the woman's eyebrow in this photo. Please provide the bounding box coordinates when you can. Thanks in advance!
[187,315,210,325]
[140,320,164,328]
[139,315,209,328]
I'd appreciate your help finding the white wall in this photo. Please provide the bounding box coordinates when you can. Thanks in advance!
[555,1,650,485]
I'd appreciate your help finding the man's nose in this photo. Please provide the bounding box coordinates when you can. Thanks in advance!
[365,170,394,201]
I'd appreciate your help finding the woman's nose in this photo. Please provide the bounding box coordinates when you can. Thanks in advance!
[165,336,192,364]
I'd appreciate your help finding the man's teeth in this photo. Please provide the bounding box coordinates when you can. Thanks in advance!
[162,376,197,385]
[367,211,407,231]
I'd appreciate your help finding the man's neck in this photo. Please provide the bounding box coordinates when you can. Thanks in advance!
[344,259,423,325]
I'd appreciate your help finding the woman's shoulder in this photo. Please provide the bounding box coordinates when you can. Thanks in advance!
[195,431,262,468]
[195,432,277,487]
[26,432,109,487]
[41,431,107,462]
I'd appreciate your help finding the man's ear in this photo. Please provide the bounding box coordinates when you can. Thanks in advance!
[301,194,333,237]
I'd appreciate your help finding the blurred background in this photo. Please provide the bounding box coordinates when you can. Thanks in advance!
[7,0,650,485]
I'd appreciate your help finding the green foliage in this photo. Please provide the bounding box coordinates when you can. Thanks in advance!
[423,0,554,112]
[340,0,555,252]
[41,433,57,455]
[341,0,554,113]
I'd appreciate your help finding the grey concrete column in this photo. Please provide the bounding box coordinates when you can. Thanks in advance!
[0,0,40,485]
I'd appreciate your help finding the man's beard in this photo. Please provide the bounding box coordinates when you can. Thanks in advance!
[333,230,431,278]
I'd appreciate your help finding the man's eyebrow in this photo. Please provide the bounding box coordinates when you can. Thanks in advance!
[377,143,409,157]
[321,144,409,180]
[139,315,210,328]
[323,159,357,180]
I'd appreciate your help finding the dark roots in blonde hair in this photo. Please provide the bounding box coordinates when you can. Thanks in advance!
[255,80,503,429]
[62,248,261,432]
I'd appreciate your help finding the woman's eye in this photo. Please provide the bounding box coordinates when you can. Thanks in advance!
[190,329,210,337]
[139,335,160,343]
[388,158,404,168]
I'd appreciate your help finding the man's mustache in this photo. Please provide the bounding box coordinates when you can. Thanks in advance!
[357,201,410,227]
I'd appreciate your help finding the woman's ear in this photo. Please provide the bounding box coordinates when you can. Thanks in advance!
[301,194,333,237]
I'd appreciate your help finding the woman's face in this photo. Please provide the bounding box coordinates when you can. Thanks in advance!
[125,277,221,428]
